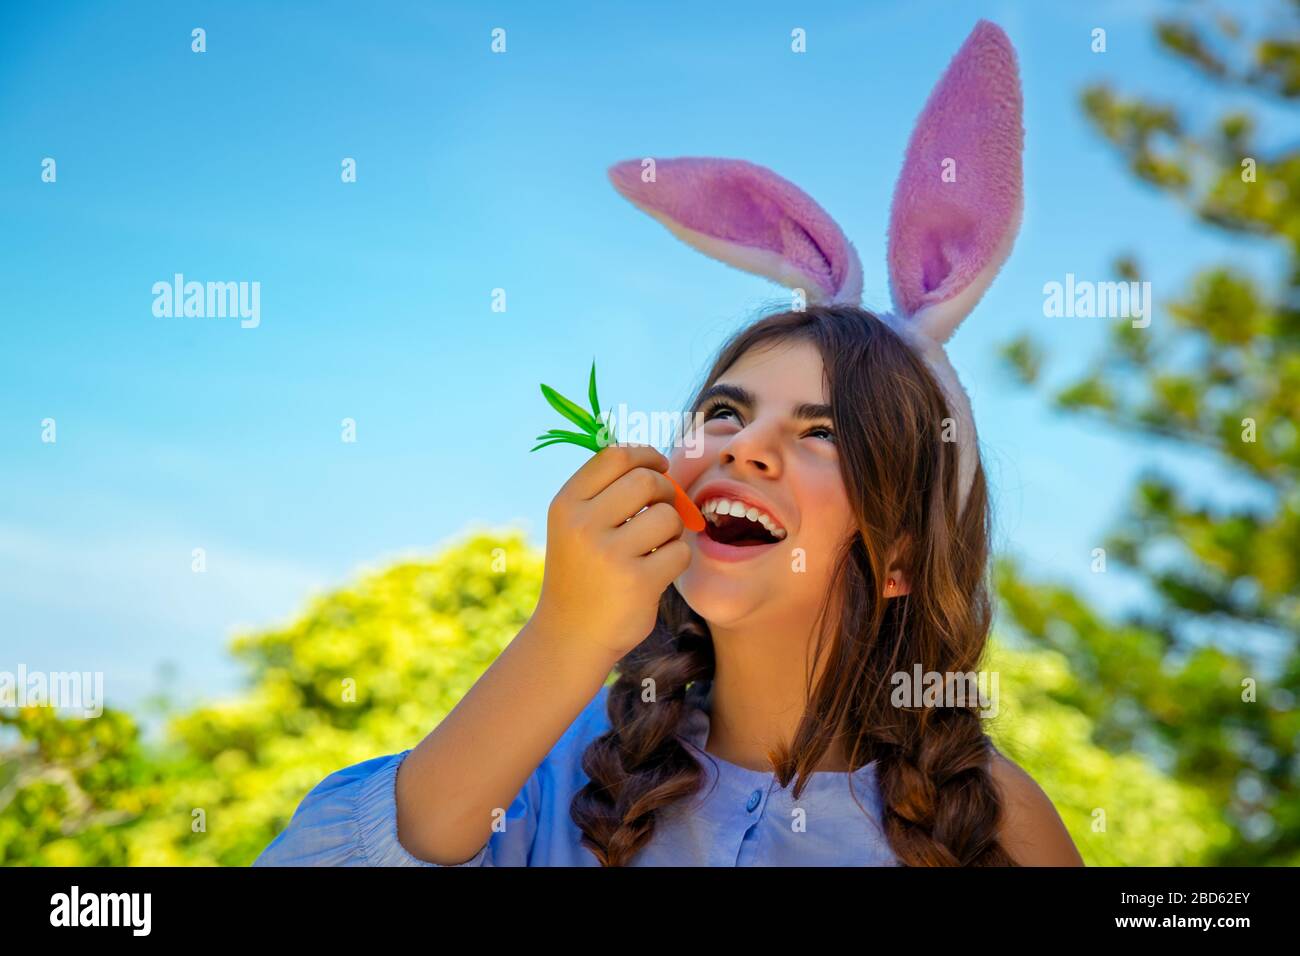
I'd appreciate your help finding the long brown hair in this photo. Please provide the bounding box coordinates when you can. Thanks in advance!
[570,304,1014,866]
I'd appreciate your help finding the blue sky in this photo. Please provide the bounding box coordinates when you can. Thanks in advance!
[0,0,1286,725]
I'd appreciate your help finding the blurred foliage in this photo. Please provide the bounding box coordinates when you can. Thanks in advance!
[998,1,1300,864]
[986,640,1232,866]
[1,525,1232,866]
[1,528,544,865]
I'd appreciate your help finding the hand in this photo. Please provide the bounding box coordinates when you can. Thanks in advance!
[532,443,693,661]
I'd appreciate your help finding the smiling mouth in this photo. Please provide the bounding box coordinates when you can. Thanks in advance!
[702,507,785,547]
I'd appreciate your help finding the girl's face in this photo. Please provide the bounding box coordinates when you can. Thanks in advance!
[669,339,858,631]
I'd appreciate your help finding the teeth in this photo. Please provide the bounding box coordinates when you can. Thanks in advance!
[699,497,787,540]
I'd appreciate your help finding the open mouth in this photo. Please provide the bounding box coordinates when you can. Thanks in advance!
[701,498,787,547]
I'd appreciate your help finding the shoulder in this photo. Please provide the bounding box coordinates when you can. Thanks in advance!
[988,749,1084,866]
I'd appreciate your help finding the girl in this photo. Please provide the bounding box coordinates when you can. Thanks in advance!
[254,20,1083,867]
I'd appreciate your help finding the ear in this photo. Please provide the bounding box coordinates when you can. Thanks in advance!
[884,537,912,598]
[887,20,1024,345]
[608,157,863,306]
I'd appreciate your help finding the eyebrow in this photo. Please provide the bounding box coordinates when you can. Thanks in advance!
[694,382,833,423]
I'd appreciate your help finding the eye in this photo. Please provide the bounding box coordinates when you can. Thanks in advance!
[700,399,740,423]
[701,399,835,444]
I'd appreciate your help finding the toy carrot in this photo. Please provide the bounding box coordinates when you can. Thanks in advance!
[531,359,706,533]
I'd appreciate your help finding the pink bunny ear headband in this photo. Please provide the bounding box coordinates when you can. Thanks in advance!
[607,20,1024,517]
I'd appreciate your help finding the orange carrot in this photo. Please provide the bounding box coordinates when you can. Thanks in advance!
[666,474,706,532]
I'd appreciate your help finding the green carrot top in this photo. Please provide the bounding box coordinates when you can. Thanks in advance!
[530,358,706,532]
[530,358,617,453]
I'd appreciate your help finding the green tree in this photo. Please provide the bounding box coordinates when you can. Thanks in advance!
[1,528,543,865]
[999,2,1300,864]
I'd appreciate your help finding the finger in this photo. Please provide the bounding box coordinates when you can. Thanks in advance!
[615,501,685,555]
[593,466,678,529]
[641,537,693,578]
[561,443,669,503]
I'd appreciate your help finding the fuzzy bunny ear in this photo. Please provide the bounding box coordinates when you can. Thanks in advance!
[608,157,863,306]
[887,20,1024,345]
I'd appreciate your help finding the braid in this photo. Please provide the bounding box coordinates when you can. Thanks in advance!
[874,707,1014,866]
[862,464,1017,867]
[569,588,714,866]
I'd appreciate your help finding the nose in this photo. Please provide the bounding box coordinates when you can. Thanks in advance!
[719,424,779,476]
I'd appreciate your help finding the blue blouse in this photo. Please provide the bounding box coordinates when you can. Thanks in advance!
[254,681,899,866]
